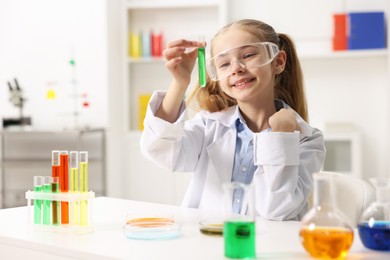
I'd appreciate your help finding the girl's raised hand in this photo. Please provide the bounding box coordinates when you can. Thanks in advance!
[163,39,205,87]
[269,108,301,133]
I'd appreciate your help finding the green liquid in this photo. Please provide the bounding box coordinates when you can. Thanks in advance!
[198,47,206,87]
[224,221,256,259]
[43,184,51,225]
[34,186,42,224]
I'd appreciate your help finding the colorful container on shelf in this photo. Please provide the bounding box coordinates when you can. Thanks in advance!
[129,31,163,58]
[333,11,386,51]
[332,14,348,51]
[138,94,151,130]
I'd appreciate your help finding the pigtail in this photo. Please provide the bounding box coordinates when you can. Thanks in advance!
[275,33,308,122]
[187,77,236,112]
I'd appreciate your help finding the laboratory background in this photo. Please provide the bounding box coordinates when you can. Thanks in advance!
[0,0,389,208]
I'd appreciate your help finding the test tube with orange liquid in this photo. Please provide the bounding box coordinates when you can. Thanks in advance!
[59,151,69,224]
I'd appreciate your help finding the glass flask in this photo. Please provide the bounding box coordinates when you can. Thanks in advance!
[358,178,390,251]
[299,173,354,259]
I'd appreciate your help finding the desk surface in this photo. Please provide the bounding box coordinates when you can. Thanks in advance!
[0,197,388,260]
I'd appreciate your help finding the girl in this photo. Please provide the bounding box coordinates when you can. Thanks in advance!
[140,19,326,220]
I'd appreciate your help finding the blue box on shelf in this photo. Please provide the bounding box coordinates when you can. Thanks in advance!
[348,12,386,50]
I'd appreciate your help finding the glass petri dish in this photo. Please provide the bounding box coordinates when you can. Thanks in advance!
[123,217,181,240]
[199,219,223,236]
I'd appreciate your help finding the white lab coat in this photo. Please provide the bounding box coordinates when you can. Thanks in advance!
[140,91,326,220]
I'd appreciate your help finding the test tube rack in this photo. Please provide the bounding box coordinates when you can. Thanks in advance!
[25,190,95,234]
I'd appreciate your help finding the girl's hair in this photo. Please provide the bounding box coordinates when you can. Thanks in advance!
[186,19,308,122]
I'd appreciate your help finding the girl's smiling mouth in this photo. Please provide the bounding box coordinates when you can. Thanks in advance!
[232,78,255,88]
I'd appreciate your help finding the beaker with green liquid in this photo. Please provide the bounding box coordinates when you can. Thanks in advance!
[223,182,256,259]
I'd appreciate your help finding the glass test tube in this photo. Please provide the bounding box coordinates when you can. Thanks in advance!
[79,151,88,225]
[51,177,60,225]
[51,151,60,224]
[33,176,43,224]
[43,176,52,225]
[198,35,207,87]
[70,151,79,225]
[60,151,69,224]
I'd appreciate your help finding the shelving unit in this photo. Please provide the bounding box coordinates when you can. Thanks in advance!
[124,0,228,132]
[120,0,227,204]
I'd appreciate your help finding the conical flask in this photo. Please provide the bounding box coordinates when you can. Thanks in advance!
[299,173,354,259]
[358,178,390,251]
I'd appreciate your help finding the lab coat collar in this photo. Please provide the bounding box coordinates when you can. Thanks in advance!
[204,105,237,129]
[206,128,236,184]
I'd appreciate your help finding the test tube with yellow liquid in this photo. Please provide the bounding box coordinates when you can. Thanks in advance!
[70,151,79,225]
[79,151,88,225]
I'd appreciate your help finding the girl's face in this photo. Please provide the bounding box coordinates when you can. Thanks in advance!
[211,28,285,105]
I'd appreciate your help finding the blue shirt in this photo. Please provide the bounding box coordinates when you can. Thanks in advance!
[231,110,259,213]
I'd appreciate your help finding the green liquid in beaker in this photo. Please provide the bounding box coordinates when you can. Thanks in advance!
[224,221,256,259]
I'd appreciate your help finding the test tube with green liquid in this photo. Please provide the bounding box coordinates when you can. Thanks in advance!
[198,35,207,87]
[70,151,79,225]
[43,176,52,225]
[33,176,43,224]
[79,151,88,225]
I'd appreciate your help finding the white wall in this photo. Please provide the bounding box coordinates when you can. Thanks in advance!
[0,0,108,130]
[229,0,390,179]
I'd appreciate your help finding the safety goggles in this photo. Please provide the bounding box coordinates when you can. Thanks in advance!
[206,42,279,81]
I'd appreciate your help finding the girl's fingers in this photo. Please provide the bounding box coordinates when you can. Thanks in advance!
[167,39,201,49]
[163,46,186,60]
[165,56,183,70]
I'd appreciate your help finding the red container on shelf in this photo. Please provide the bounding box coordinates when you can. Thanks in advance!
[332,13,347,51]
[151,31,163,57]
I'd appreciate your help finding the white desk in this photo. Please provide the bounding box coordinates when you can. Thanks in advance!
[0,197,388,260]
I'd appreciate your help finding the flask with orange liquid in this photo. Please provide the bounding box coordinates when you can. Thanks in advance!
[299,173,354,259]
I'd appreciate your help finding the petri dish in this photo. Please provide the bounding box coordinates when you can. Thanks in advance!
[123,216,181,240]
[199,219,223,236]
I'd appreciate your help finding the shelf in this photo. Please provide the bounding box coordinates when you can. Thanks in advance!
[128,57,165,64]
[127,0,222,9]
[125,0,227,132]
[299,49,387,60]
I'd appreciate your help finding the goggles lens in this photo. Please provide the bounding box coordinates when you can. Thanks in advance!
[206,42,279,81]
